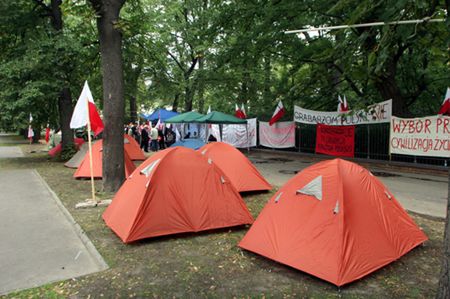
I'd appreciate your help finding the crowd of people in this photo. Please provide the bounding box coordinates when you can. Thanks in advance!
[124,122,176,153]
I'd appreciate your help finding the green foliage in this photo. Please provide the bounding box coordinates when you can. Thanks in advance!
[59,143,78,162]
[0,1,101,132]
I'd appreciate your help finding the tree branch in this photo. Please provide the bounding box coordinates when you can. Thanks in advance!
[185,57,198,78]
[330,63,364,97]
[32,0,51,13]
[167,51,185,72]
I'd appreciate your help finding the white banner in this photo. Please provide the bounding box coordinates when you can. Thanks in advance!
[390,115,450,157]
[223,118,257,148]
[259,121,296,148]
[294,99,392,125]
[208,118,257,148]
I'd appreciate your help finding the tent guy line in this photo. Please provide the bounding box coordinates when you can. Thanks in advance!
[284,18,445,34]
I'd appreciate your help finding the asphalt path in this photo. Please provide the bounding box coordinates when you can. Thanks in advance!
[248,150,448,218]
[0,167,107,295]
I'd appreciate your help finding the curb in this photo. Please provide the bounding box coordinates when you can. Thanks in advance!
[33,169,109,271]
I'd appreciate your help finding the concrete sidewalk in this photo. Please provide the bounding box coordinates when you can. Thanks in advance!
[0,169,108,295]
[248,151,448,219]
[0,146,24,158]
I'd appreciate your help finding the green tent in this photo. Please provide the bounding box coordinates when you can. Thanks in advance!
[197,111,248,149]
[196,111,247,124]
[165,111,204,123]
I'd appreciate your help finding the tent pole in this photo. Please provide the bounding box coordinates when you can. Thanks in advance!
[86,98,96,203]
[246,122,249,153]
[367,125,370,159]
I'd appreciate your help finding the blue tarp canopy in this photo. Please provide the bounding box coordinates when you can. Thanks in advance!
[141,108,179,121]
[170,138,205,150]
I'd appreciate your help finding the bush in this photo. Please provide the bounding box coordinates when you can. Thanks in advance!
[60,144,78,161]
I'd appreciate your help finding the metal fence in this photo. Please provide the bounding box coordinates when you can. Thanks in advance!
[295,123,448,167]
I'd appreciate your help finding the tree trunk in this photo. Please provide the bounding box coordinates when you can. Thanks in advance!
[197,56,205,113]
[58,87,74,150]
[46,0,75,152]
[50,0,63,30]
[436,168,450,299]
[129,95,137,122]
[263,54,271,108]
[172,94,179,112]
[437,2,450,295]
[91,0,126,192]
[126,63,141,123]
[184,83,194,111]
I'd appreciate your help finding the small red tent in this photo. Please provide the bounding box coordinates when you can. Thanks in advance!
[49,138,84,157]
[198,142,271,192]
[239,159,427,286]
[73,140,136,179]
[103,147,254,243]
[124,134,145,161]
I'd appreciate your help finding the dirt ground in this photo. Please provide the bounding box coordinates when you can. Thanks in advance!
[0,140,445,298]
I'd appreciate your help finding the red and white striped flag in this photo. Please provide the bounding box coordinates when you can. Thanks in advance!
[27,113,34,140]
[241,103,247,118]
[45,124,50,143]
[438,87,450,116]
[27,125,34,140]
[235,104,245,119]
[337,95,349,112]
[269,101,286,126]
[70,81,104,136]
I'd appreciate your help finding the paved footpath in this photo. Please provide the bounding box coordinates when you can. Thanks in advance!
[0,168,108,295]
[0,146,24,158]
[249,150,448,219]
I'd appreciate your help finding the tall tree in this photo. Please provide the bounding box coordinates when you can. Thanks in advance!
[33,0,75,153]
[90,0,126,192]
[437,174,450,298]
[436,2,450,297]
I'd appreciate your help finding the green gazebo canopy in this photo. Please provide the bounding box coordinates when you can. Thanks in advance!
[165,111,205,123]
[196,111,247,124]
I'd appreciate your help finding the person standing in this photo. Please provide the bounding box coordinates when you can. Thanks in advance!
[158,129,165,150]
[140,125,150,152]
[131,122,139,142]
[150,125,159,151]
[165,128,176,147]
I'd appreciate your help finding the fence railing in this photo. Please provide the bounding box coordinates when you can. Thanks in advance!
[293,123,448,167]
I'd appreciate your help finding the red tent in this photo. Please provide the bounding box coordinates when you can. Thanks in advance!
[198,142,271,192]
[124,134,145,161]
[103,147,254,243]
[73,140,136,179]
[48,137,84,157]
[239,159,427,286]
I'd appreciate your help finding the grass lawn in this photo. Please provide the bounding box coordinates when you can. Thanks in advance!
[0,141,444,299]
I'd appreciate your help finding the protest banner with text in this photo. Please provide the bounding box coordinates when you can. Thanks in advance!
[259,121,296,148]
[316,124,355,157]
[294,99,392,126]
[389,115,450,158]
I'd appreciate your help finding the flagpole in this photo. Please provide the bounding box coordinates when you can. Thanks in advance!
[29,126,32,152]
[86,99,96,203]
[284,18,445,34]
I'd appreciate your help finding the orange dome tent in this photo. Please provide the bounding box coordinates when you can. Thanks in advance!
[124,134,145,161]
[103,147,254,243]
[198,142,271,192]
[73,140,136,179]
[239,159,427,286]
